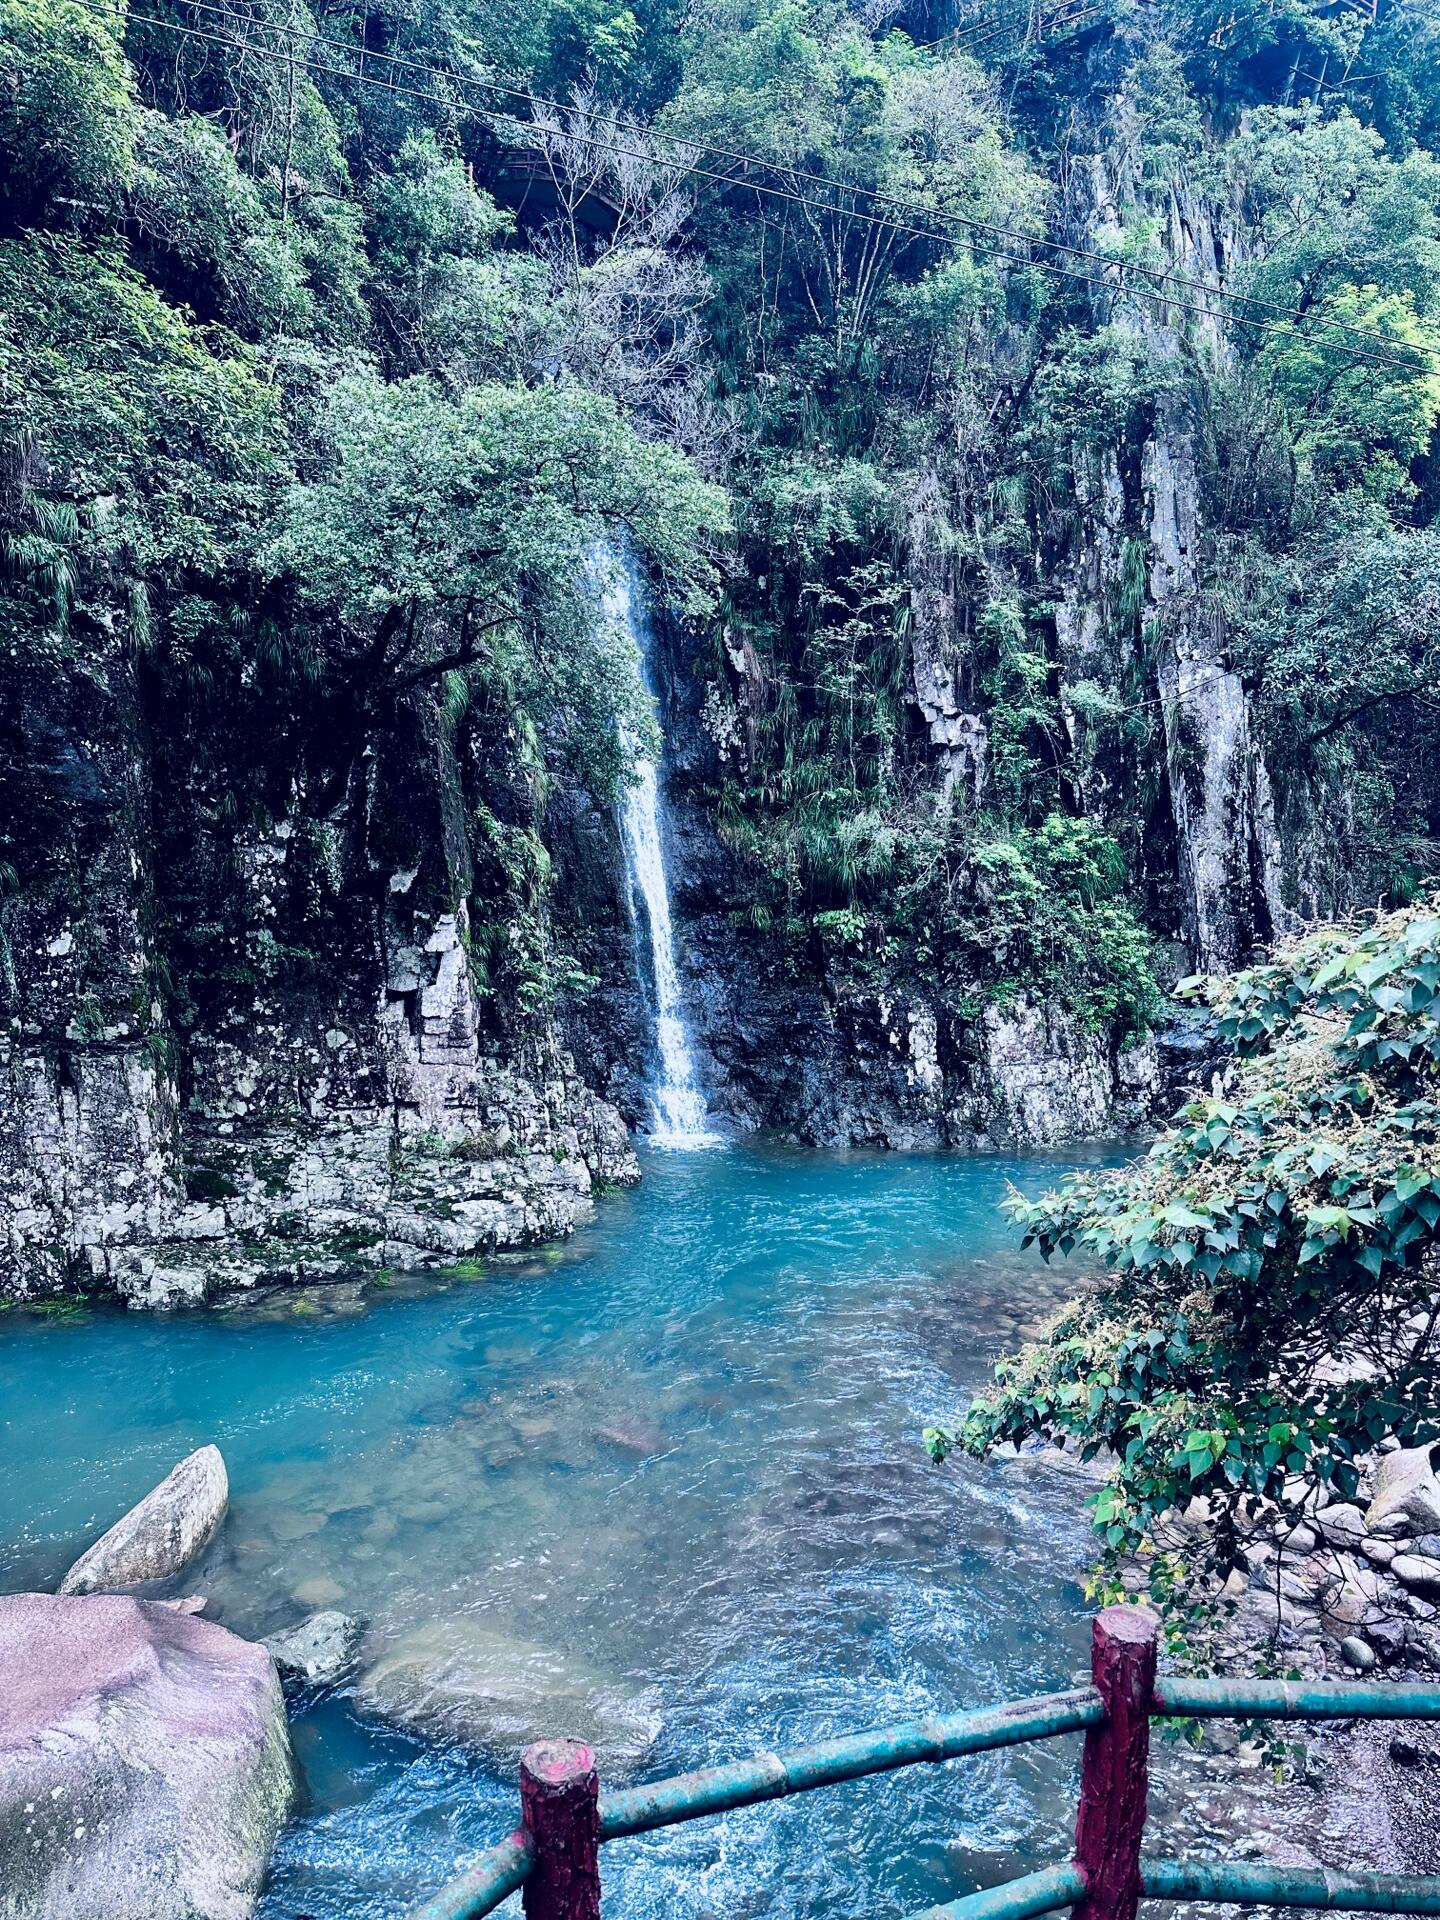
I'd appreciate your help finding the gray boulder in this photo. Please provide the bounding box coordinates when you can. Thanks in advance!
[1316,1502,1368,1548]
[1365,1446,1440,1535]
[263,1610,363,1685]
[355,1617,662,1771]
[60,1446,228,1594]
[0,1592,294,1920]
[1392,1554,1440,1598]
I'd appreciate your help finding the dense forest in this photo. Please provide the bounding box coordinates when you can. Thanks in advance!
[7,1,1440,1903]
[2,0,1440,1294]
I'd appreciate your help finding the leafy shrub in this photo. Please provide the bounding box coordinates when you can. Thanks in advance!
[928,898,1440,1629]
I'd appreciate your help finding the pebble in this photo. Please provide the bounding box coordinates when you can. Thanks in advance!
[1340,1636,1376,1672]
[1390,1735,1423,1767]
[596,1417,666,1456]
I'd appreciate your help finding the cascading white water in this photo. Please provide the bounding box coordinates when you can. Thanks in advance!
[597,546,720,1149]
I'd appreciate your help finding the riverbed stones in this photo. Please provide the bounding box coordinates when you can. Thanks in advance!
[59,1445,228,1594]
[354,1618,662,1771]
[1392,1554,1440,1598]
[0,1591,294,1920]
[262,1610,364,1684]
[1364,1617,1409,1664]
[1340,1636,1377,1672]
[596,1414,666,1456]
[292,1574,344,1608]
[1366,1446,1440,1534]
[1317,1503,1368,1549]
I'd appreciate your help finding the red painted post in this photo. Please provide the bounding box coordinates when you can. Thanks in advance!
[520,1738,601,1920]
[1072,1605,1158,1920]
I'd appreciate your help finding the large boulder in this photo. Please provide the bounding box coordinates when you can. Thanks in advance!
[0,1592,294,1920]
[60,1446,228,1594]
[355,1618,661,1772]
[1365,1446,1440,1536]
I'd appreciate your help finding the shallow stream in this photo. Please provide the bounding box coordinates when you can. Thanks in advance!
[1,1141,1127,1919]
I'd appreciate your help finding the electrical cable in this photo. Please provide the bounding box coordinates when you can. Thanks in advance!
[73,0,1436,374]
[84,0,1437,372]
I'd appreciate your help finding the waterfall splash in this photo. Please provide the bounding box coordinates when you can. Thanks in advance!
[597,545,720,1149]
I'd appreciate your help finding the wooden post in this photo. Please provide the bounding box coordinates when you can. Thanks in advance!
[520,1738,600,1920]
[1072,1605,1158,1920]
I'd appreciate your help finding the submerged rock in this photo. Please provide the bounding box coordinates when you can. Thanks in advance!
[263,1609,363,1684]
[355,1618,662,1771]
[59,1445,228,1594]
[596,1415,667,1456]
[0,1591,294,1920]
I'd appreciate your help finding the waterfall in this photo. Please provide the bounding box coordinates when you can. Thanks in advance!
[596,545,720,1149]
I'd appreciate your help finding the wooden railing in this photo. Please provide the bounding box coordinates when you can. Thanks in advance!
[405,1605,1440,1920]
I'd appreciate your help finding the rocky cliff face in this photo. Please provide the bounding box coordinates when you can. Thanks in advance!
[0,541,1219,1306]
[1059,119,1293,978]
[0,79,1334,1301]
[552,617,1205,1155]
[0,631,635,1305]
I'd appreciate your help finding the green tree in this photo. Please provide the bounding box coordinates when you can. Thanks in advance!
[267,370,728,711]
[928,901,1440,1627]
[0,0,136,230]
[0,233,285,661]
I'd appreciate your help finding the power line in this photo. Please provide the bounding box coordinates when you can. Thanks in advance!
[102,0,1432,370]
[884,14,1433,361]
[911,0,1099,55]
[79,0,1434,375]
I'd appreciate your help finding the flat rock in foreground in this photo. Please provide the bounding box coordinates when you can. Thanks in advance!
[355,1617,662,1772]
[0,1592,294,1920]
[59,1445,229,1594]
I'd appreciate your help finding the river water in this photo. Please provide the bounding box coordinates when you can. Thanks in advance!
[0,1141,1123,1920]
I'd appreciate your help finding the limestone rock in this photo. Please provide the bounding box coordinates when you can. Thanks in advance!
[972,1002,1113,1145]
[1317,1503,1368,1548]
[1363,1617,1409,1665]
[0,1591,294,1920]
[60,1446,228,1594]
[355,1618,662,1771]
[263,1610,363,1685]
[1391,1554,1440,1598]
[1366,1447,1440,1535]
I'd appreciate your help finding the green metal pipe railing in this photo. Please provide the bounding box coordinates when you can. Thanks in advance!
[404,1828,532,1920]
[597,1687,1104,1839]
[403,1609,1440,1920]
[908,1860,1440,1920]
[1153,1676,1440,1722]
[1140,1860,1440,1913]
[909,1863,1089,1920]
